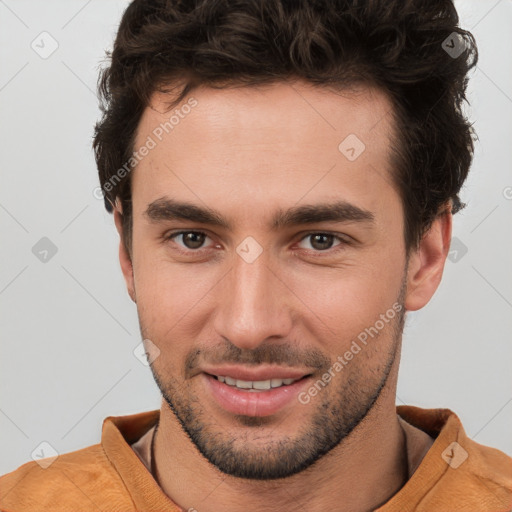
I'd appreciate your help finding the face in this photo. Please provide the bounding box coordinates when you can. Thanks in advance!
[119,80,428,480]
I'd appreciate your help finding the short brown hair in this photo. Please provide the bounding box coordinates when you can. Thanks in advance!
[93,0,478,254]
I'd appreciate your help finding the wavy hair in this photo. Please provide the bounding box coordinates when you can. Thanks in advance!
[93,0,478,253]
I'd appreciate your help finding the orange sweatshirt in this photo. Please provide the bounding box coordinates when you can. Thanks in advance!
[1,406,511,511]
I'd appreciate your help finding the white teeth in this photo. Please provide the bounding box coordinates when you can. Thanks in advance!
[215,375,298,390]
[253,380,271,390]
[270,378,283,388]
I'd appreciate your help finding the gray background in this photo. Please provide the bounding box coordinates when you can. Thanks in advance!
[1,0,511,475]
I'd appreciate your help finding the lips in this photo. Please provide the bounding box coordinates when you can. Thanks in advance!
[200,366,313,417]
[200,365,310,382]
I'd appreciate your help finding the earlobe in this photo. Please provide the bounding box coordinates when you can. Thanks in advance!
[113,205,136,303]
[405,209,452,311]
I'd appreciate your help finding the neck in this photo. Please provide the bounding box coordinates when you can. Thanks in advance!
[152,388,410,512]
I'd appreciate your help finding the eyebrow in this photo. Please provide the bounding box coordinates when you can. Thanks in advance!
[144,197,375,230]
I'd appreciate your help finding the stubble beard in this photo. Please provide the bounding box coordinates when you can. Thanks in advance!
[144,282,406,480]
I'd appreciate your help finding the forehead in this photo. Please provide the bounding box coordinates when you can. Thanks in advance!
[137,79,394,148]
[131,80,398,222]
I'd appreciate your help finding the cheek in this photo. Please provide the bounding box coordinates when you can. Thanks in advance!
[132,248,219,355]
[287,256,403,323]
[284,266,405,369]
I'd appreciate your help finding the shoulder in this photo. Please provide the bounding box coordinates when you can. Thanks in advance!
[396,406,512,511]
[458,435,512,504]
[0,443,135,512]
[424,436,512,511]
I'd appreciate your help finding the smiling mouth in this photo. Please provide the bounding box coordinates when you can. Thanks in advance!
[206,373,311,392]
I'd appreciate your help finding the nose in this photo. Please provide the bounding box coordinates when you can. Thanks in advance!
[212,250,294,351]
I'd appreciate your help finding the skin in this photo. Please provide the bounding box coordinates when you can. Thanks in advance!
[113,79,451,512]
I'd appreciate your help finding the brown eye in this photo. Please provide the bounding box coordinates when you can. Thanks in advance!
[309,234,335,251]
[168,231,211,250]
[181,232,206,249]
[298,233,341,252]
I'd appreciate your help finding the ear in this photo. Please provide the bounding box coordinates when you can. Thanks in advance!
[113,204,136,303]
[405,208,452,311]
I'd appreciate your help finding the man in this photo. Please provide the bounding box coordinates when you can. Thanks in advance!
[1,0,511,510]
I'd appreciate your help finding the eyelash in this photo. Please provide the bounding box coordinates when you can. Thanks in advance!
[163,230,352,256]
